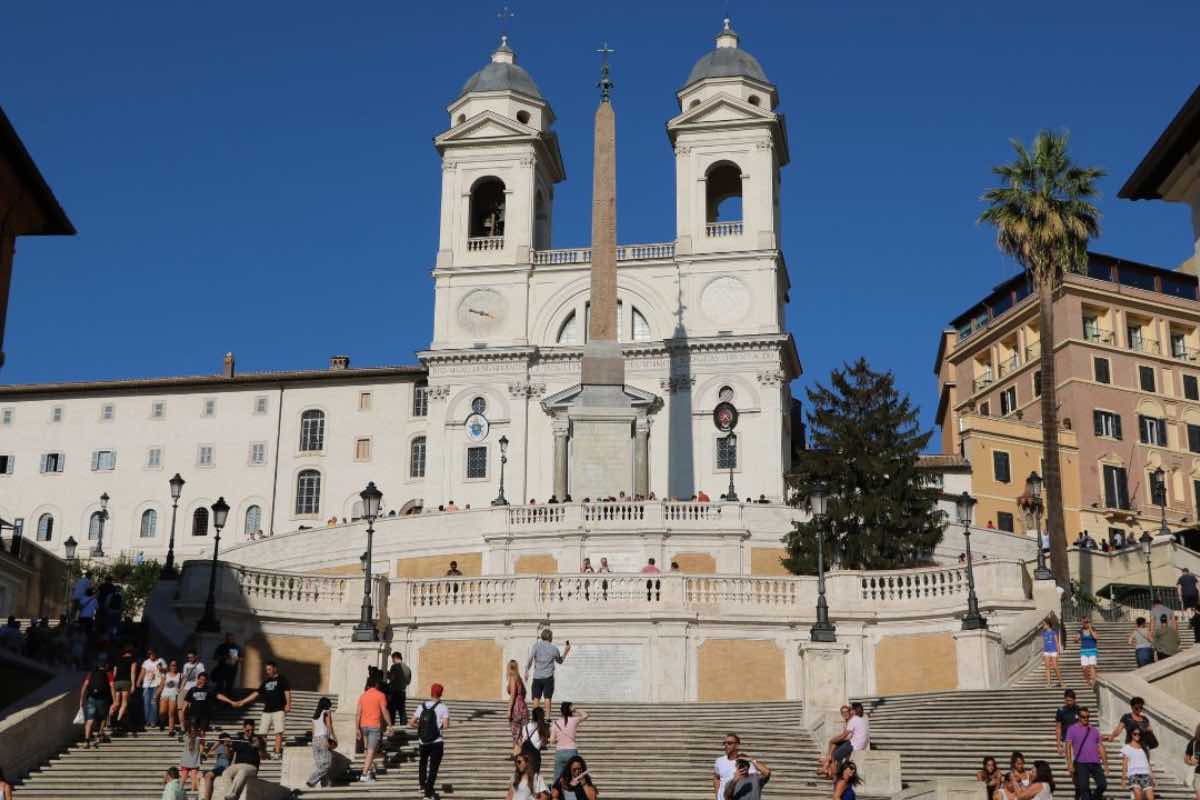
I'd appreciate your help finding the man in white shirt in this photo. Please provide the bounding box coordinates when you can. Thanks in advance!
[713,732,758,800]
[847,702,870,753]
[409,683,450,800]
[139,648,167,729]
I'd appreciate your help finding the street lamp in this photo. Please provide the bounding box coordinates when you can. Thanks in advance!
[352,481,383,642]
[721,432,739,502]
[1152,466,1170,539]
[492,436,510,506]
[1139,530,1155,610]
[63,536,78,618]
[90,492,110,558]
[808,486,837,642]
[1025,471,1052,580]
[195,497,230,633]
[956,491,988,630]
[161,473,186,579]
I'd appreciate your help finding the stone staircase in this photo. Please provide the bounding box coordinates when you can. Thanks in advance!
[17,692,830,799]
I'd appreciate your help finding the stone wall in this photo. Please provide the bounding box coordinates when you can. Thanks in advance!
[416,638,504,700]
[395,552,482,578]
[243,634,331,693]
[874,632,958,695]
[698,639,786,701]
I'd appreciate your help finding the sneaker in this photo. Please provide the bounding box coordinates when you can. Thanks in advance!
[363,774,376,784]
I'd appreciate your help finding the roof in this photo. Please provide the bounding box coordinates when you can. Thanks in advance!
[684,46,771,88]
[0,105,75,236]
[0,364,426,398]
[1120,84,1200,200]
[917,454,971,472]
[459,60,543,101]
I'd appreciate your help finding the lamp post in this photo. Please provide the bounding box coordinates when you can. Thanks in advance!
[957,491,988,630]
[63,535,78,618]
[1025,471,1052,580]
[808,487,837,642]
[1152,466,1171,539]
[90,492,109,558]
[721,432,739,502]
[161,473,186,579]
[195,497,230,633]
[1139,530,1155,610]
[492,436,510,506]
[352,481,383,642]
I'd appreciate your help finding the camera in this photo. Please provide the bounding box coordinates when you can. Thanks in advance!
[736,759,750,772]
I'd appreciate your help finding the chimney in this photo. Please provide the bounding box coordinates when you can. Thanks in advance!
[329,355,351,370]
[223,352,235,378]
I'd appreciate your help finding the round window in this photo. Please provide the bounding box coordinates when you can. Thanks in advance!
[718,386,735,402]
[471,396,487,415]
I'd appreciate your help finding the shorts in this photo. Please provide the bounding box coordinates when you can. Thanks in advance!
[531,677,555,700]
[1182,594,1199,611]
[1043,651,1058,660]
[161,690,179,702]
[1128,774,1152,789]
[206,764,227,777]
[85,697,110,722]
[1080,654,1097,667]
[113,680,132,693]
[363,726,382,751]
[832,741,853,762]
[260,710,286,734]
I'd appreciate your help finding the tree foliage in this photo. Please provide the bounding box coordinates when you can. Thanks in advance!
[70,555,162,619]
[783,358,943,573]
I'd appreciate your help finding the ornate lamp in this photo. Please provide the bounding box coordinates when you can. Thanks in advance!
[352,481,384,642]
[162,473,186,579]
[196,496,230,633]
[809,485,836,642]
[957,491,987,630]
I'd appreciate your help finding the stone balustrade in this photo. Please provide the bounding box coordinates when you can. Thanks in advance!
[177,560,384,622]
[531,241,675,265]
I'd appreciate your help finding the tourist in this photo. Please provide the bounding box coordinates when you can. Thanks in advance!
[180,650,206,735]
[161,766,188,800]
[222,720,267,800]
[183,673,217,732]
[158,660,183,737]
[410,683,449,800]
[1130,617,1156,667]
[526,629,571,717]
[179,724,205,794]
[1184,722,1200,800]
[211,633,241,694]
[109,642,137,732]
[757,494,769,504]
[1064,706,1106,800]
[306,697,337,788]
[1178,568,1199,612]
[725,754,771,800]
[79,655,113,748]
[1153,613,1180,661]
[1054,689,1078,756]
[978,756,1002,800]
[201,733,232,800]
[697,489,711,502]
[1075,620,1100,688]
[140,646,166,730]
[1040,619,1063,687]
[507,659,530,747]
[642,558,661,574]
[1121,728,1156,800]
[1107,696,1155,745]
[446,561,463,576]
[230,661,292,759]
[551,753,598,799]
[597,558,611,573]
[833,761,861,800]
[670,561,681,572]
[550,702,589,784]
[508,752,550,800]
[71,571,92,621]
[387,651,412,726]
[446,499,459,511]
[819,705,854,778]
[1012,761,1054,800]
[519,707,550,774]
[580,558,594,574]
[1009,753,1031,787]
[355,674,390,783]
[714,732,757,800]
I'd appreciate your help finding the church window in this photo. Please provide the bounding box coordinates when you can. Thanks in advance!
[632,307,651,341]
[469,177,506,238]
[299,409,325,452]
[719,386,735,402]
[717,435,738,470]
[471,396,487,415]
[192,507,208,536]
[516,110,531,124]
[36,513,54,542]
[244,505,262,534]
[295,469,322,515]
[466,445,488,479]
[556,311,580,345]
[705,161,743,223]
[413,383,429,417]
[87,511,104,541]
[140,509,157,538]
[410,436,427,479]
[747,94,762,106]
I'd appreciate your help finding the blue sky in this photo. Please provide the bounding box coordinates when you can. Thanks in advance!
[2,1,1197,437]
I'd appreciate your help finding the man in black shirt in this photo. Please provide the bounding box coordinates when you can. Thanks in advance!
[1055,689,1078,755]
[183,673,219,732]
[1178,568,1199,611]
[232,661,292,759]
[386,651,411,726]
[222,720,266,800]
[79,656,113,748]
[211,633,241,694]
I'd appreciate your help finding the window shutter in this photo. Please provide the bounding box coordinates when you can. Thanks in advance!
[1113,415,1122,440]
[1158,419,1168,446]
[91,451,99,471]
[4,456,12,474]
[1093,410,1103,436]
[40,453,47,473]
[59,453,65,472]
[1117,468,1130,509]
[111,449,117,470]
[1103,467,1116,508]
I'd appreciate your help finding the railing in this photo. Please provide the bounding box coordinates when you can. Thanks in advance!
[531,241,675,266]
[583,502,645,522]
[1171,344,1197,362]
[686,576,801,607]
[973,370,994,392]
[1129,337,1161,354]
[467,236,504,252]
[500,500,733,531]
[664,501,722,521]
[507,505,567,525]
[859,566,967,602]
[177,560,379,621]
[1024,340,1041,361]
[997,354,1020,377]
[1083,328,1115,345]
[705,221,743,237]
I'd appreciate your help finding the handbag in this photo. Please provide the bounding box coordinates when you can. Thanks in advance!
[73,707,85,725]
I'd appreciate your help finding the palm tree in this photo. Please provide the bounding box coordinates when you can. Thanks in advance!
[979,130,1104,586]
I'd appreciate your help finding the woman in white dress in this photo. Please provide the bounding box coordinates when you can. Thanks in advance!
[1122,728,1156,800]
[157,660,182,738]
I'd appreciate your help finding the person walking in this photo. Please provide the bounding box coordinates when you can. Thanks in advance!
[1153,613,1180,661]
[110,642,137,733]
[525,629,571,718]
[161,766,188,800]
[724,754,771,800]
[221,720,267,800]
[178,724,205,794]
[306,697,337,788]
[410,683,450,800]
[550,702,589,784]
[519,707,551,775]
[201,733,232,800]
[1121,728,1156,800]
[507,659,530,747]
[1076,620,1100,689]
[1184,723,1200,800]
[355,674,390,783]
[1107,696,1155,745]
[1064,707,1107,800]
[183,673,217,733]
[1054,690,1078,756]
[833,761,861,800]
[158,660,183,737]
[140,647,166,731]
[79,655,113,748]
[211,633,241,695]
[1130,618,1156,667]
[1040,619,1063,687]
[551,754,598,800]
[507,752,550,800]
[230,661,292,760]
[71,571,92,622]
[386,651,412,726]
[1178,568,1200,612]
[714,732,758,800]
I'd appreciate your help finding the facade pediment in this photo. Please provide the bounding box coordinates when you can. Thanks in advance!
[668,94,775,129]
[436,110,539,146]
[541,383,660,413]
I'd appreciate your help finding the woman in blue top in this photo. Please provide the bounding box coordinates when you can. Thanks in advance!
[1040,619,1063,687]
[833,761,861,800]
[1076,619,1100,688]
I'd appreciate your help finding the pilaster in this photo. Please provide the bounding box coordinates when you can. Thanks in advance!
[953,628,1004,690]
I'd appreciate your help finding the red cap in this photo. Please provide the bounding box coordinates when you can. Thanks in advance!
[431,683,444,697]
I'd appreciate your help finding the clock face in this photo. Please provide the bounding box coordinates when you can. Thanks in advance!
[465,413,490,442]
[457,289,506,339]
[714,401,739,432]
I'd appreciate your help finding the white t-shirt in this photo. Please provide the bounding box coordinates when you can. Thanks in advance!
[411,700,449,745]
[848,714,870,750]
[714,756,758,800]
[510,773,548,800]
[1121,745,1151,776]
[521,722,544,750]
[181,661,206,690]
[141,658,166,688]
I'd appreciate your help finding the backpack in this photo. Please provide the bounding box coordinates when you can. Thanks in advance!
[107,591,123,614]
[417,701,442,745]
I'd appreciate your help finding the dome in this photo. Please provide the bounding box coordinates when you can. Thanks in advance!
[683,18,772,88]
[458,37,543,100]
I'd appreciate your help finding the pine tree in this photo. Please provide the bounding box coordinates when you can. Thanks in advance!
[783,358,944,573]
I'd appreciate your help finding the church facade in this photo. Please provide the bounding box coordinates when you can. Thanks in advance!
[0,22,801,562]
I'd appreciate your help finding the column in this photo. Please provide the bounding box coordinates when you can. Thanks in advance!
[634,416,650,497]
[553,417,570,500]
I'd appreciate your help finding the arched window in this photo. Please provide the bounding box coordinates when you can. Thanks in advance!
[299,409,325,452]
[410,436,427,479]
[244,505,262,534]
[534,190,550,250]
[296,469,322,515]
[556,310,579,345]
[717,435,738,470]
[705,162,743,223]
[719,385,735,402]
[351,500,364,520]
[469,177,506,238]
[36,513,53,542]
[140,509,158,538]
[632,307,651,342]
[192,508,209,536]
[88,511,104,541]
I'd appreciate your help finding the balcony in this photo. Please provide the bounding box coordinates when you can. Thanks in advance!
[467,236,504,252]
[973,370,994,392]
[997,354,1021,377]
[705,221,743,237]
[1083,328,1115,345]
[1024,340,1041,361]
[1129,337,1161,355]
[532,241,675,266]
[1171,344,1198,362]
